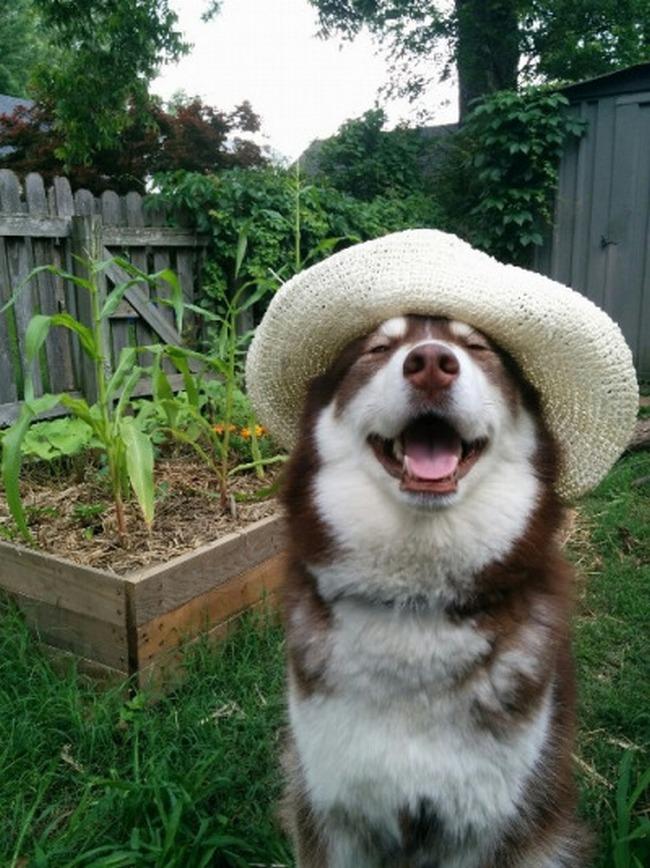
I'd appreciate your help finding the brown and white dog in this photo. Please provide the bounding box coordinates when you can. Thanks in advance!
[280,315,591,867]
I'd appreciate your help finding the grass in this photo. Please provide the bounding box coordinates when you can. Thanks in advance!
[0,452,648,867]
[0,607,291,867]
[571,450,650,866]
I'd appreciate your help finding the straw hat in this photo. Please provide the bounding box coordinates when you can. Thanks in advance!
[246,230,638,500]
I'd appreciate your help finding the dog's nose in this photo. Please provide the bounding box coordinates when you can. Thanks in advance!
[403,343,460,393]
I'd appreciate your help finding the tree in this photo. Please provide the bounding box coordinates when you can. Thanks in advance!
[316,107,436,200]
[0,0,48,96]
[0,96,267,194]
[309,0,650,118]
[30,0,188,164]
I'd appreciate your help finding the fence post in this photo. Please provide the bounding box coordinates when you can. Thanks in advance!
[70,215,108,405]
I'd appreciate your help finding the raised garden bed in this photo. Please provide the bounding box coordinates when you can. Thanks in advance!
[0,513,285,685]
[0,459,286,685]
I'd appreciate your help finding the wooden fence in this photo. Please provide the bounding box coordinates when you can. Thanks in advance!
[0,169,208,426]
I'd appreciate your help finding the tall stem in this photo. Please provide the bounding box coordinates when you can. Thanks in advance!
[87,246,123,537]
[219,310,237,507]
[294,161,301,273]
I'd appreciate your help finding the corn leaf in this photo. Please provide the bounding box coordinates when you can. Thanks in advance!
[98,278,143,320]
[51,313,99,359]
[1,394,63,541]
[25,315,53,363]
[120,418,155,527]
[151,269,184,334]
[59,395,106,441]
[106,347,138,400]
[113,367,145,425]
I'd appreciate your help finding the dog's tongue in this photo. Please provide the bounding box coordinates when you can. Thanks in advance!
[403,426,462,481]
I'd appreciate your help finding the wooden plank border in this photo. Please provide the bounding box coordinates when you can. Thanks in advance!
[0,513,287,684]
[134,552,286,676]
[125,514,286,625]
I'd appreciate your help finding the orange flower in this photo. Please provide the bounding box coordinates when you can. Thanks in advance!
[213,422,237,435]
[254,424,267,437]
[240,426,251,440]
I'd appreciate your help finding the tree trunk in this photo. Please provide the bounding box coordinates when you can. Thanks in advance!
[455,0,521,120]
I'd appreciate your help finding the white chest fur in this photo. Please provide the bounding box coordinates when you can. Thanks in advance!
[290,599,553,848]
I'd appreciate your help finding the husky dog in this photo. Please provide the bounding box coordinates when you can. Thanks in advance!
[280,315,591,868]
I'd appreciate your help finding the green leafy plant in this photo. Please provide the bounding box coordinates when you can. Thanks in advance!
[2,416,98,463]
[0,257,183,543]
[144,234,286,507]
[610,751,650,868]
[316,107,439,201]
[151,164,443,316]
[436,87,585,264]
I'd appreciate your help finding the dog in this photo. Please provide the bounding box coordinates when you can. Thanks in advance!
[279,315,591,867]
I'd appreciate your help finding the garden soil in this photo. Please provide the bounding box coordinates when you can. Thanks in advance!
[0,457,281,574]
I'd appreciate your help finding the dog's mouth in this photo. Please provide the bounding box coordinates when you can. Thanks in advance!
[368,415,488,495]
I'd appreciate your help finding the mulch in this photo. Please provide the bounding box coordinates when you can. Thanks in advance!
[0,457,281,575]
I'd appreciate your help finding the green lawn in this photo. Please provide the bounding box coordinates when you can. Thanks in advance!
[1,452,648,867]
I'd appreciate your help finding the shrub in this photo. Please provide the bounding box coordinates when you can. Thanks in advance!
[152,165,444,312]
[435,87,585,265]
[316,107,436,201]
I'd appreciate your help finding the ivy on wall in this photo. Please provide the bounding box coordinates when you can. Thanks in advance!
[437,88,586,265]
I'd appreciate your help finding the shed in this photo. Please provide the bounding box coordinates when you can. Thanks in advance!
[535,62,650,381]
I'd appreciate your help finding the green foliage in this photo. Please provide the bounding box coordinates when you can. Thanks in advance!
[0,247,282,539]
[152,164,443,306]
[611,751,650,867]
[30,0,188,164]
[310,0,650,116]
[569,451,650,866]
[0,95,267,196]
[0,257,183,541]
[0,603,289,865]
[141,246,285,504]
[317,107,435,201]
[435,87,585,264]
[521,0,650,85]
[0,0,48,96]
[12,415,98,461]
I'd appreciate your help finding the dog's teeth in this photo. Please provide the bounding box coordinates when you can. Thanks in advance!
[393,439,404,461]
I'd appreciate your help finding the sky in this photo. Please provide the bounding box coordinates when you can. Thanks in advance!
[152,0,458,162]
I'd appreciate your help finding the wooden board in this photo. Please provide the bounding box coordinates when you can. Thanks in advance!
[127,514,286,625]
[0,540,126,625]
[135,551,286,668]
[10,590,130,672]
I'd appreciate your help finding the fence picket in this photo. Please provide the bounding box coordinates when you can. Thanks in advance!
[0,169,44,398]
[74,188,96,216]
[0,239,18,404]
[101,190,132,366]
[25,173,75,392]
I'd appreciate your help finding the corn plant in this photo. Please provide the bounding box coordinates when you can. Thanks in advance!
[0,257,183,543]
[149,233,285,507]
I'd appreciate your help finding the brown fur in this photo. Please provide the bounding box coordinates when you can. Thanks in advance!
[279,316,592,866]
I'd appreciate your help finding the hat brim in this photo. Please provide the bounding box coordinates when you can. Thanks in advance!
[246,230,638,501]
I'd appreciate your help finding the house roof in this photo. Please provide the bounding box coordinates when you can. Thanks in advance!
[562,61,650,101]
